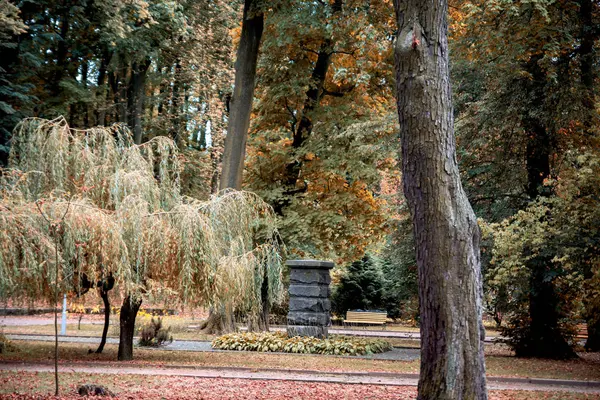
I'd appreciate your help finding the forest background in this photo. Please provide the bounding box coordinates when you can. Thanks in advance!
[1,0,600,359]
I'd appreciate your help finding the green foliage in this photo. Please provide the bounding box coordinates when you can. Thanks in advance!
[138,317,173,347]
[331,254,385,315]
[331,248,417,321]
[379,217,419,321]
[211,331,392,356]
[484,151,600,355]
[0,330,16,353]
[245,0,398,264]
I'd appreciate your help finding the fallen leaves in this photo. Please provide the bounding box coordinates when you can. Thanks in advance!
[1,372,600,400]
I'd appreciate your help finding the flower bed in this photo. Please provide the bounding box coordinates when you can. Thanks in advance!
[212,331,392,356]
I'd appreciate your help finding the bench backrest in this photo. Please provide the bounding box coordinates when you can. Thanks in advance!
[345,311,387,323]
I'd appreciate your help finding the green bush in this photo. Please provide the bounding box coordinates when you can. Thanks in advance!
[212,332,392,356]
[138,317,173,347]
[0,331,16,353]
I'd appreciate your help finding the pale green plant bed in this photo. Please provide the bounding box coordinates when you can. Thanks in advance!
[212,331,392,356]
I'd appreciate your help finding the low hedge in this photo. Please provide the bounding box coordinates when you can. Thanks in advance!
[211,331,392,356]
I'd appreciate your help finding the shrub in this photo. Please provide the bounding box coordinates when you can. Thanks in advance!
[138,317,173,347]
[0,331,16,353]
[212,332,392,356]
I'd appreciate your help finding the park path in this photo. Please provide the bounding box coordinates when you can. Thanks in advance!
[1,315,499,342]
[1,361,599,394]
[5,334,420,361]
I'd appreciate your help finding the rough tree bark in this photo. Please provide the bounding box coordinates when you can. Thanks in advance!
[117,295,142,361]
[393,1,488,399]
[219,0,264,190]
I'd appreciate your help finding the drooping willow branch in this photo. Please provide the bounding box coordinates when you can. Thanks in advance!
[0,117,285,320]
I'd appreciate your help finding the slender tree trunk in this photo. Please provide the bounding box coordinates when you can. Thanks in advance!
[96,52,109,126]
[95,290,110,354]
[119,66,130,124]
[81,61,89,128]
[117,295,142,361]
[578,0,597,136]
[393,1,487,399]
[108,70,119,124]
[129,60,151,145]
[171,61,183,144]
[219,0,264,190]
[518,56,574,359]
[50,9,70,100]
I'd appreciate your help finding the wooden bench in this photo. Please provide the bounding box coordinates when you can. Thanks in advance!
[344,311,387,328]
[576,323,588,342]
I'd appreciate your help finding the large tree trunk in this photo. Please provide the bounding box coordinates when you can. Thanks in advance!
[393,1,488,399]
[117,295,142,361]
[578,0,597,136]
[586,316,600,351]
[219,0,264,190]
[200,306,237,335]
[518,56,574,359]
[170,61,183,145]
[129,60,151,145]
[513,256,575,358]
[205,0,264,336]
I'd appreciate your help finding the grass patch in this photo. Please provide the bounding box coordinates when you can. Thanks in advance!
[212,332,392,355]
[2,340,600,382]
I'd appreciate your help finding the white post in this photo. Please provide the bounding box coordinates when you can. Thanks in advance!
[61,294,67,335]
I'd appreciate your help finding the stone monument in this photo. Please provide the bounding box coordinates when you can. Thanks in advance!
[286,259,334,338]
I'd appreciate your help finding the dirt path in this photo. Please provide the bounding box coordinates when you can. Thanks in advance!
[0,361,599,394]
[1,316,499,341]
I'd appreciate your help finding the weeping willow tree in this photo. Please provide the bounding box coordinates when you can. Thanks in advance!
[0,117,284,361]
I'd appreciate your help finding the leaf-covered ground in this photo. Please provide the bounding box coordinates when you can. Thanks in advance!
[0,372,598,400]
[2,341,600,381]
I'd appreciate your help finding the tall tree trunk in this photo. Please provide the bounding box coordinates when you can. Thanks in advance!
[96,52,110,126]
[393,1,488,399]
[81,61,89,128]
[49,8,70,101]
[518,56,574,359]
[128,60,151,145]
[586,316,600,351]
[119,66,130,124]
[95,289,110,354]
[171,61,183,144]
[578,0,597,136]
[117,295,142,361]
[219,0,264,190]
[200,305,237,334]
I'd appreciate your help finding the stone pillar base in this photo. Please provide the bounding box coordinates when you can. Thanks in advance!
[287,325,328,339]
[286,259,334,339]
